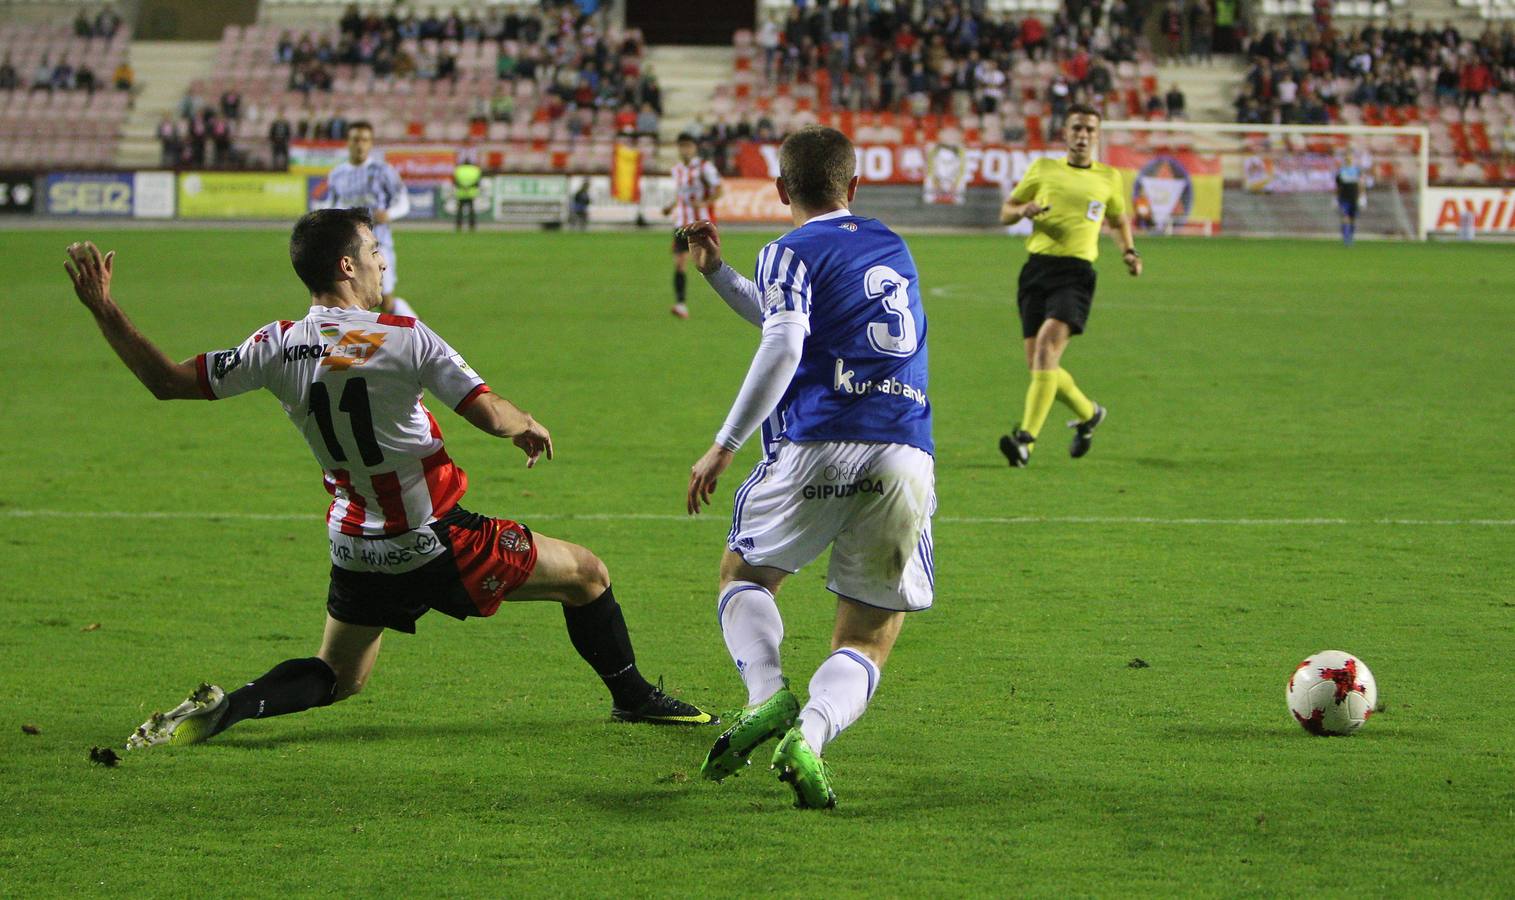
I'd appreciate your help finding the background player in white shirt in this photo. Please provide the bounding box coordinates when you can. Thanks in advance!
[661,132,722,319]
[682,127,935,809]
[62,210,713,750]
[326,121,417,319]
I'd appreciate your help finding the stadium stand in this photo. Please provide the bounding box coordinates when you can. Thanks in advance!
[181,2,657,172]
[699,0,1163,165]
[1235,20,1515,181]
[0,21,133,167]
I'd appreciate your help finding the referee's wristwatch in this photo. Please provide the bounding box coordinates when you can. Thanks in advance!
[1122,247,1140,259]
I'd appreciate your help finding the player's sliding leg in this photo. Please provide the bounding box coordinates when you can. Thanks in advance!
[702,556,800,781]
[127,617,382,749]
[1056,368,1105,458]
[774,599,905,810]
[515,533,714,725]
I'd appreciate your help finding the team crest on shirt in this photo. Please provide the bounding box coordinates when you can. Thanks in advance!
[319,330,386,370]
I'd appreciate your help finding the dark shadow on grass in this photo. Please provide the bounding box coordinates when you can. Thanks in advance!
[211,716,604,748]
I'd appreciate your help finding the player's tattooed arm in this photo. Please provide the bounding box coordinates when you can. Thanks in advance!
[64,242,202,400]
[460,391,554,468]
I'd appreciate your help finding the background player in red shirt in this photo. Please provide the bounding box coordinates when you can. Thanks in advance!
[662,132,723,319]
[63,210,714,750]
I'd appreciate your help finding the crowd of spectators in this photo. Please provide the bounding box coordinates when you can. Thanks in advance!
[0,52,131,95]
[159,90,244,168]
[752,0,1148,119]
[72,4,123,40]
[266,3,661,135]
[1235,20,1515,124]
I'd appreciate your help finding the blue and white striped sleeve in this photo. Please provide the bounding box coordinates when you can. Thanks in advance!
[753,240,812,335]
[382,164,410,221]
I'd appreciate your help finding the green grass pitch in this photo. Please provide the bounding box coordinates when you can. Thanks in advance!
[1,226,1512,895]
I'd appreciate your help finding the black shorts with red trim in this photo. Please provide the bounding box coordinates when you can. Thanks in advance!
[671,227,690,253]
[326,506,539,633]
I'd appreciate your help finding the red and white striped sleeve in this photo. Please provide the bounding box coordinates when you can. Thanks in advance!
[413,321,489,412]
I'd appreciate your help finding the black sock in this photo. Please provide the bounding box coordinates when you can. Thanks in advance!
[674,270,687,303]
[211,657,337,736]
[562,585,655,709]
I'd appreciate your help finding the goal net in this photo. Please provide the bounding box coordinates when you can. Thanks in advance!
[1098,121,1429,240]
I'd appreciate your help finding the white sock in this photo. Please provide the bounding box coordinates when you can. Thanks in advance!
[718,581,785,706]
[799,648,879,754]
[389,297,418,318]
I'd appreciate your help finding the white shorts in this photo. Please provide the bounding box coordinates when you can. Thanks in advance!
[728,440,936,612]
[380,244,398,295]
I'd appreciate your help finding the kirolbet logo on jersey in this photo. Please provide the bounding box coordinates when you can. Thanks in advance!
[283,328,387,369]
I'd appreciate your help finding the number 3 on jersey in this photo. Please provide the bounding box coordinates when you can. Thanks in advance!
[309,377,384,466]
[864,264,919,357]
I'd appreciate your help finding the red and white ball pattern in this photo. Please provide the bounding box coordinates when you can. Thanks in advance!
[1286,651,1378,736]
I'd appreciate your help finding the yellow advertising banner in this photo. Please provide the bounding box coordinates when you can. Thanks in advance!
[177,173,308,219]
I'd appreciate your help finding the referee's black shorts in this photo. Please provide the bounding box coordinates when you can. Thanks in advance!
[1016,253,1097,339]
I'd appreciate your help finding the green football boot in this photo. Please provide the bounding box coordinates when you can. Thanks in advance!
[126,683,226,750]
[700,682,800,782]
[770,725,837,810]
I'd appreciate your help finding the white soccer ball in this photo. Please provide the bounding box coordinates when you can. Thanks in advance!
[1286,650,1378,736]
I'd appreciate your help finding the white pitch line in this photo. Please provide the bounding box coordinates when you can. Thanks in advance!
[1,509,1511,527]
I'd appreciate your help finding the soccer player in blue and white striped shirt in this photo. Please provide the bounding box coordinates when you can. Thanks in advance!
[326,121,417,317]
[683,126,934,809]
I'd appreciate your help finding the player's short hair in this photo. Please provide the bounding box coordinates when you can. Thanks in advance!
[289,207,374,294]
[348,120,374,135]
[779,125,855,209]
[1066,104,1102,123]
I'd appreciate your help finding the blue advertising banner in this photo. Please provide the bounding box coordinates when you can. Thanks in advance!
[45,172,134,217]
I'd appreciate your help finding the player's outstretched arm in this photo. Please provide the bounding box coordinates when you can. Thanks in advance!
[460,391,554,468]
[64,242,202,400]
[686,220,763,327]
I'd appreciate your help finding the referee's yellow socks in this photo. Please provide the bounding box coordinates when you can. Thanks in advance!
[1020,369,1059,439]
[1055,368,1096,422]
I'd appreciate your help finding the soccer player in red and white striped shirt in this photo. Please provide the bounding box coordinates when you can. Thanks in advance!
[661,132,723,319]
[63,209,714,751]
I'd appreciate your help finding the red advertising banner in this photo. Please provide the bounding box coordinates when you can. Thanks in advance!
[714,177,791,223]
[735,141,1060,187]
[290,141,457,185]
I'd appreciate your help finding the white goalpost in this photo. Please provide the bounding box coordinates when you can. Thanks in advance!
[1098,120,1431,241]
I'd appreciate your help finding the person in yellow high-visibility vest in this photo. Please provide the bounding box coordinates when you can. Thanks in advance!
[453,154,482,232]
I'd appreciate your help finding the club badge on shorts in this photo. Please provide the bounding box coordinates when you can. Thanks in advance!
[498,526,530,553]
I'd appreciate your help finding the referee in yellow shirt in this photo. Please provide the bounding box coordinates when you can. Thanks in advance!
[999,103,1142,467]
